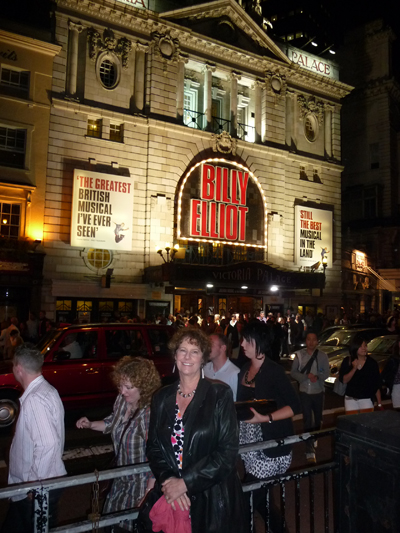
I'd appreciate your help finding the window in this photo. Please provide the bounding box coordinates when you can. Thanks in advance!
[304,114,318,142]
[0,203,20,238]
[99,58,118,89]
[110,123,123,142]
[87,248,112,269]
[370,143,380,169]
[87,119,102,138]
[0,67,29,96]
[0,126,26,168]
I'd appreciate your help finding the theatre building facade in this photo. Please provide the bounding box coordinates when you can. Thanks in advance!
[43,0,352,322]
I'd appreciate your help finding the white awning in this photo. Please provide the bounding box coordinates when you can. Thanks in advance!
[365,266,398,292]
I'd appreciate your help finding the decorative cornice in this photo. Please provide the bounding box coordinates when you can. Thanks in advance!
[55,0,352,101]
[152,30,181,63]
[297,95,325,125]
[211,131,237,155]
[87,27,132,68]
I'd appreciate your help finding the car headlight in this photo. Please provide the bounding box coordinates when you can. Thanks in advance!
[289,353,296,360]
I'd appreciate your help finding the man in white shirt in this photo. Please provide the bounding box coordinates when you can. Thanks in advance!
[1,345,67,533]
[204,334,240,400]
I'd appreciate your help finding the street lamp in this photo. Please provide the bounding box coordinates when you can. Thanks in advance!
[156,243,179,263]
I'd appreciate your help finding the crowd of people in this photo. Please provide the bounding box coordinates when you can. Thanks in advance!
[1,306,399,532]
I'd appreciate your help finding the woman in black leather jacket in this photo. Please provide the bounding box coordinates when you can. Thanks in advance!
[146,327,247,533]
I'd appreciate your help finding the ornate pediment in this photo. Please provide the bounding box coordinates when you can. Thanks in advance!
[160,0,290,65]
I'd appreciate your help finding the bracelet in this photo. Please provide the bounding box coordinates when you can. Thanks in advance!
[268,413,274,423]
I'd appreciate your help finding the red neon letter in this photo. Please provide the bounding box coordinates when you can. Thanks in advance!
[231,170,239,204]
[238,206,248,241]
[219,204,226,239]
[201,164,215,200]
[209,202,218,238]
[201,200,210,237]
[226,205,238,240]
[238,172,249,205]
[190,199,200,236]
[222,167,230,203]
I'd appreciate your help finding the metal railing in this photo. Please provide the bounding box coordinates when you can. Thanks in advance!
[238,122,256,143]
[0,428,336,533]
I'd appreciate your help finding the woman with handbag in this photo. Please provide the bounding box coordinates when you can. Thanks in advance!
[237,320,301,532]
[76,356,161,532]
[146,327,247,533]
[339,336,382,414]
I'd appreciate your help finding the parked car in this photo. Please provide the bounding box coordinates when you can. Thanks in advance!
[0,323,174,427]
[325,334,397,387]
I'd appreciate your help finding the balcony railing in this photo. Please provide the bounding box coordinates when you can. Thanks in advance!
[238,122,255,143]
[183,109,204,130]
[183,109,255,143]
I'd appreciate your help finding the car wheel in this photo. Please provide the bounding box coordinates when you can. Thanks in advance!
[0,396,19,427]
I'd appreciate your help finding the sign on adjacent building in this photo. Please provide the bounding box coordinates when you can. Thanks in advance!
[294,206,333,268]
[71,169,134,251]
[115,0,148,8]
[178,158,266,248]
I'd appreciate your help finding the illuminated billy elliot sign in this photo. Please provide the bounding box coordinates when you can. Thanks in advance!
[178,158,266,247]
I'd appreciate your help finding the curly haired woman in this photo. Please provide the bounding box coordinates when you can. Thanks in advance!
[77,356,161,532]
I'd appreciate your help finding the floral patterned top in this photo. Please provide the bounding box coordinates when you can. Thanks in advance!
[171,404,184,469]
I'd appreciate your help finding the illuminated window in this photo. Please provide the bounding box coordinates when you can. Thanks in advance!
[77,300,93,312]
[287,34,294,41]
[271,15,277,22]
[0,203,20,238]
[99,301,114,312]
[56,300,72,311]
[87,248,112,269]
[0,126,26,168]
[118,301,133,313]
[110,123,123,142]
[87,119,102,138]
[0,67,29,96]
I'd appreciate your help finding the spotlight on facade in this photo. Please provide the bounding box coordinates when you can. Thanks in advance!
[156,243,179,263]
[270,285,278,292]
[329,50,336,55]
[311,42,318,47]
[241,285,248,289]
[206,283,214,288]
[322,255,328,274]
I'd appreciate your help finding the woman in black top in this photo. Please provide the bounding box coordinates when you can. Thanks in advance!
[339,335,382,414]
[238,321,301,479]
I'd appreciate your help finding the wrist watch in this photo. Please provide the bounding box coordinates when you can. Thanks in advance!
[267,413,274,423]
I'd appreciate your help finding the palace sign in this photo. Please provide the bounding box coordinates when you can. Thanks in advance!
[279,44,339,80]
[115,0,148,8]
[178,159,266,247]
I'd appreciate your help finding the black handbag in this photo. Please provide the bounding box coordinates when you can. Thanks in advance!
[235,399,277,421]
[135,484,163,533]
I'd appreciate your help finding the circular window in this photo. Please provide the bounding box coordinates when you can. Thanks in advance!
[87,249,112,270]
[97,53,120,90]
[304,114,318,142]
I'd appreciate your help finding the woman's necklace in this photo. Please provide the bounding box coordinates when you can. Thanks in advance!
[244,368,259,385]
[177,382,197,398]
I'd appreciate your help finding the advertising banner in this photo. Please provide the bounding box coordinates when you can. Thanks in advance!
[178,158,266,248]
[294,206,333,268]
[71,169,134,251]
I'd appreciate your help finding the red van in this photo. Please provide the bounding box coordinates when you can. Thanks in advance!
[0,323,174,427]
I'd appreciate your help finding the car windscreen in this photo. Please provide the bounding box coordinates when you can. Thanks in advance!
[323,330,355,346]
[367,336,397,354]
[37,329,63,354]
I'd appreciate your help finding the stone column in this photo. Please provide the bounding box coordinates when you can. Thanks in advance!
[324,103,333,159]
[230,71,241,137]
[203,63,215,131]
[68,21,84,96]
[285,90,295,149]
[134,42,148,112]
[254,79,264,143]
[176,55,188,123]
